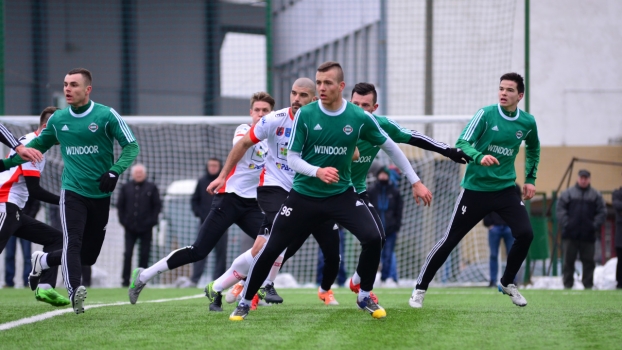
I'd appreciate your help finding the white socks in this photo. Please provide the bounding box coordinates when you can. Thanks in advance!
[213,250,253,292]
[139,248,182,283]
[38,283,52,290]
[40,253,50,270]
[263,251,284,286]
[358,290,370,302]
[351,271,361,286]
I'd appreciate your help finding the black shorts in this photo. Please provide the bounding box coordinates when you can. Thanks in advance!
[256,186,289,237]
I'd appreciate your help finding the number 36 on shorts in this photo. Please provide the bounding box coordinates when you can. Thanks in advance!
[280,206,293,216]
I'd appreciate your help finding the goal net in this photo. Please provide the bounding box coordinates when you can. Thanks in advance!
[0,115,498,289]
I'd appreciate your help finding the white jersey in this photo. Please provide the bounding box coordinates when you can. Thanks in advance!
[249,107,295,191]
[217,123,267,198]
[0,131,47,210]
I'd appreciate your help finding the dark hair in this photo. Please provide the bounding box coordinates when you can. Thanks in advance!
[317,61,344,82]
[250,91,275,110]
[208,157,222,166]
[500,73,525,94]
[67,68,92,86]
[39,106,60,126]
[351,82,377,104]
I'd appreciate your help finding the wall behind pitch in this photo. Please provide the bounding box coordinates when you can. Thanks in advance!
[510,0,622,146]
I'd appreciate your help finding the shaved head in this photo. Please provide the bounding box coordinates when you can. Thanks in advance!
[290,77,317,114]
[293,77,316,95]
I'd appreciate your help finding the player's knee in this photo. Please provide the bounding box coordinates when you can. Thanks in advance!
[360,232,383,247]
[322,250,340,265]
[188,247,208,262]
[515,227,533,244]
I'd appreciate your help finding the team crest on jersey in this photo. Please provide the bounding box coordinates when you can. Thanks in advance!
[515,130,523,139]
[276,127,284,136]
[343,125,353,135]
[88,123,98,132]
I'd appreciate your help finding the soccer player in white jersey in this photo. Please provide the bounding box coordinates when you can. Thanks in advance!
[0,107,68,307]
[229,61,433,321]
[206,78,343,311]
[128,92,273,305]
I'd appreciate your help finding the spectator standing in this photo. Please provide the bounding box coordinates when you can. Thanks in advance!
[612,179,622,289]
[367,167,403,285]
[118,164,161,287]
[483,184,521,287]
[188,158,228,287]
[556,169,606,289]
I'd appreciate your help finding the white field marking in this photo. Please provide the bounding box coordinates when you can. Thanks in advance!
[0,294,204,331]
[277,290,494,295]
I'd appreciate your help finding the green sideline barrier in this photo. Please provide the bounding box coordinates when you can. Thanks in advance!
[528,216,550,260]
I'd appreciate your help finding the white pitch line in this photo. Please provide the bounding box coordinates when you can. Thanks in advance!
[0,294,204,331]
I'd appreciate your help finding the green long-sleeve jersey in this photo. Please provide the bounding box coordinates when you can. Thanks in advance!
[456,103,540,192]
[3,100,139,198]
[351,115,412,193]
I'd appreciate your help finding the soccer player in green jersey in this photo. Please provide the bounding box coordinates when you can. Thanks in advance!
[0,68,139,314]
[230,61,433,321]
[346,82,471,297]
[410,73,540,308]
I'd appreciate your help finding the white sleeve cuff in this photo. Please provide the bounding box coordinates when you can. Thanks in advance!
[378,139,420,184]
[287,151,320,177]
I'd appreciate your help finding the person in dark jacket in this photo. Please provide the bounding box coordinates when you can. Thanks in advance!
[556,169,606,289]
[188,158,227,287]
[483,183,522,287]
[612,179,622,289]
[368,167,403,284]
[118,164,161,287]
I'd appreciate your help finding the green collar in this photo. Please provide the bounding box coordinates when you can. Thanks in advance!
[500,105,518,118]
[71,100,92,114]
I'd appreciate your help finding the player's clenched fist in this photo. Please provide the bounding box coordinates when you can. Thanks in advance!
[412,181,432,206]
[316,167,339,184]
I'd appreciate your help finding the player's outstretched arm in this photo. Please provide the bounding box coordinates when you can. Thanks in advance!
[407,130,472,164]
[14,145,43,163]
[378,139,432,206]
[0,135,56,172]
[207,133,256,194]
[376,117,472,164]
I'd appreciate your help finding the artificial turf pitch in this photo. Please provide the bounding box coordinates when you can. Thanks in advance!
[1,287,620,349]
